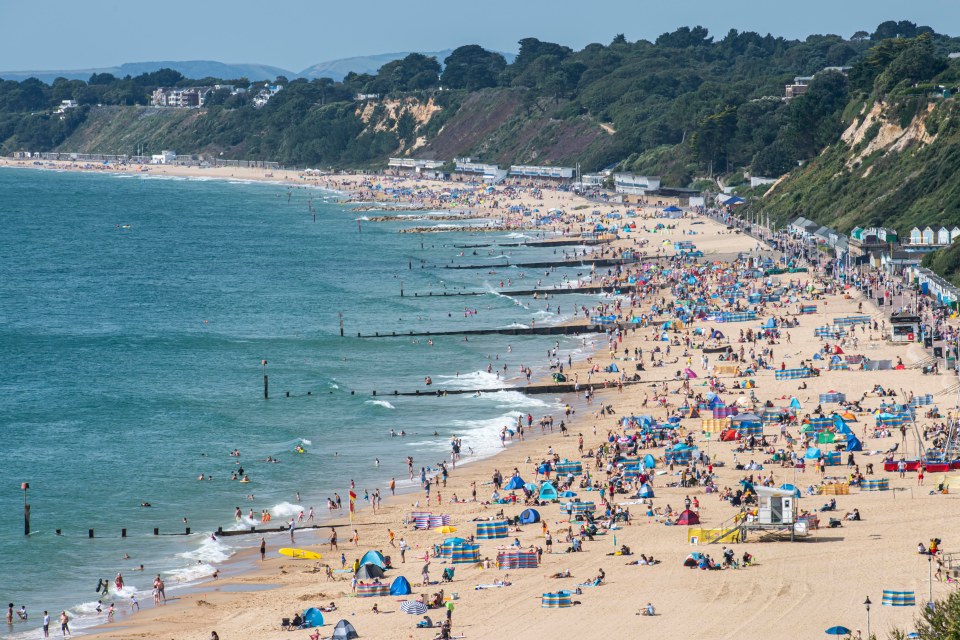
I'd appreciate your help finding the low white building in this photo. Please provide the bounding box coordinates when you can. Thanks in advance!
[613,174,661,195]
[508,164,575,181]
[151,150,177,164]
[388,158,445,173]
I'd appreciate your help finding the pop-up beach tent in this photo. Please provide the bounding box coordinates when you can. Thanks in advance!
[676,509,700,525]
[302,608,324,628]
[332,620,359,640]
[389,576,412,595]
[538,482,558,501]
[359,550,387,569]
[355,563,385,580]
[520,508,541,524]
[504,475,526,491]
[637,483,655,498]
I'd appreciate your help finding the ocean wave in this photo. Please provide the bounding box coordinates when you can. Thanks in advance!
[266,501,304,519]
[365,399,396,409]
[356,216,370,221]
[484,390,556,410]
[435,370,511,390]
[177,535,234,565]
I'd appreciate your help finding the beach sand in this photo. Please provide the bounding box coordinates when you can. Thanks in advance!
[10,160,956,640]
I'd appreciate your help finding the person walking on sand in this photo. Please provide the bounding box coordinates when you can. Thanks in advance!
[399,537,407,563]
[329,527,338,550]
[353,529,360,547]
[289,519,296,543]
[259,536,266,561]
[389,529,396,547]
[42,611,49,638]
[390,478,396,496]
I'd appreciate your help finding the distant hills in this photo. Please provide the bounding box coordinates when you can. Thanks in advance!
[0,50,517,84]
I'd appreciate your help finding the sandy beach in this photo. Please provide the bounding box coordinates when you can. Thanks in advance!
[8,159,957,640]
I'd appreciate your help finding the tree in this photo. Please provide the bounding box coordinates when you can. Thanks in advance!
[690,105,737,175]
[874,34,947,94]
[655,26,712,48]
[375,54,440,92]
[851,30,870,42]
[751,140,795,177]
[611,33,627,45]
[441,45,506,91]
[395,110,417,145]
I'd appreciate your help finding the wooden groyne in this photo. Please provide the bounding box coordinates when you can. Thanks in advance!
[406,284,638,297]
[356,323,611,338]
[381,379,642,397]
[442,257,638,270]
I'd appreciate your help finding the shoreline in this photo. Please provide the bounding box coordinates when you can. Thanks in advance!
[9,162,957,640]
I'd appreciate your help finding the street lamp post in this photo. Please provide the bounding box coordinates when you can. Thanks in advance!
[864,596,872,639]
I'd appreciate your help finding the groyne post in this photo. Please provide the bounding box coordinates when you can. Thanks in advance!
[262,359,269,400]
[339,312,344,337]
[21,482,29,536]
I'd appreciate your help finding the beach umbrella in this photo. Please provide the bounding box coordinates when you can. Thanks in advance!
[825,626,851,636]
[435,526,457,534]
[400,601,428,615]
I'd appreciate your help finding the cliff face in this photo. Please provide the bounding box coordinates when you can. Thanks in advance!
[53,89,619,168]
[762,95,960,233]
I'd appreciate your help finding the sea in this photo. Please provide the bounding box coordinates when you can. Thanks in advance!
[0,168,609,637]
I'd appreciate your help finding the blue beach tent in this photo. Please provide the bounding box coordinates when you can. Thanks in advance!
[303,608,325,628]
[520,508,541,524]
[359,550,387,569]
[504,475,526,491]
[538,483,558,501]
[389,576,412,595]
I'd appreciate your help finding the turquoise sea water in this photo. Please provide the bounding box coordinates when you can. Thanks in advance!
[0,169,603,636]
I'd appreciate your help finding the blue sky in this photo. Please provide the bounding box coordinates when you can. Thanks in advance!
[2,0,958,72]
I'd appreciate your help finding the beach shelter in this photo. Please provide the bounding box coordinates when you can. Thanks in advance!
[359,550,387,569]
[355,563,385,580]
[400,601,427,615]
[541,591,573,608]
[804,447,823,460]
[538,483,558,501]
[389,576,412,596]
[825,627,851,636]
[519,508,541,524]
[663,205,682,213]
[559,490,577,498]
[642,454,657,469]
[832,414,862,451]
[684,367,698,379]
[779,483,801,498]
[676,509,700,525]
[504,475,526,491]
[882,590,916,606]
[449,541,480,564]
[637,483,655,498]
[303,608,325,628]
[332,620,359,640]
[439,537,466,558]
[476,521,509,539]
[789,397,802,409]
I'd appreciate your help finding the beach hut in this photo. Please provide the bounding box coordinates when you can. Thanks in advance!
[359,550,387,569]
[504,475,526,491]
[676,509,700,525]
[302,608,325,628]
[476,521,509,539]
[355,563,385,580]
[637,483,655,498]
[520,509,541,524]
[389,576,412,596]
[449,541,480,564]
[332,620,359,640]
[541,591,573,608]
[538,483,559,501]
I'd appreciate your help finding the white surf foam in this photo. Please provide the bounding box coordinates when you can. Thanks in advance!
[435,370,511,390]
[365,399,396,409]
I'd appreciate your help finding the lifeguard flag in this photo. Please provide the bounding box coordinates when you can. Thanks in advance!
[349,490,357,512]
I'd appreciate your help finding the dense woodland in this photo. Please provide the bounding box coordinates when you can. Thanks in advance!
[3,20,959,181]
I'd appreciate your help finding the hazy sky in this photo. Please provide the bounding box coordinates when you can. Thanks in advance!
[3,0,958,72]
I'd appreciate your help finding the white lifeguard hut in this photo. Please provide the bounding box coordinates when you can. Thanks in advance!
[756,486,795,525]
